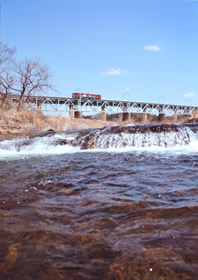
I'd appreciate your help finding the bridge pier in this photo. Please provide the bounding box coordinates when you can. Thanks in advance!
[37,101,42,110]
[158,113,165,122]
[101,104,106,121]
[8,94,198,122]
[173,114,178,122]
[122,112,130,122]
[69,104,73,119]
[143,113,147,122]
[143,108,147,123]
[74,111,81,119]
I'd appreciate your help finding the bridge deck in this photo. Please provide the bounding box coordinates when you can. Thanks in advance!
[9,94,198,115]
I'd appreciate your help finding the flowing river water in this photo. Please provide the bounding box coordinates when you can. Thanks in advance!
[0,123,198,279]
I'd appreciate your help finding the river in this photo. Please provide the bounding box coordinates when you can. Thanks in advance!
[0,123,198,279]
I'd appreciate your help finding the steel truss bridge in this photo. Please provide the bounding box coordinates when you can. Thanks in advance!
[10,94,198,116]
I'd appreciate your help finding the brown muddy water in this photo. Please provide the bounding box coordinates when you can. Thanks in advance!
[0,124,198,279]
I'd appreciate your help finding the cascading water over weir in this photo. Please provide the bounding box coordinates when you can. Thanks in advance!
[0,123,198,157]
[77,124,196,149]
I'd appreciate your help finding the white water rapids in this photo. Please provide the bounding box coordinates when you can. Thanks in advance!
[0,126,198,159]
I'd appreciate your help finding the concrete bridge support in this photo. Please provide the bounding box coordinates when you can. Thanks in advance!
[74,111,81,119]
[69,104,73,119]
[158,113,165,122]
[173,114,178,122]
[122,112,130,122]
[101,104,106,121]
[193,109,198,118]
[37,101,42,110]
[143,108,147,123]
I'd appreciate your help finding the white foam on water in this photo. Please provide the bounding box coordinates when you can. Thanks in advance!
[0,134,80,160]
[0,127,197,160]
[88,139,198,154]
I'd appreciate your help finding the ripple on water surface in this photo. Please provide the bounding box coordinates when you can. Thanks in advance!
[0,152,198,279]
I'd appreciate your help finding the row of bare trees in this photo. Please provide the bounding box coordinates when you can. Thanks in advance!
[0,43,54,110]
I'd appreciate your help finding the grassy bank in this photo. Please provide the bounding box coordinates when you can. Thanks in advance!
[0,108,121,135]
[0,106,197,137]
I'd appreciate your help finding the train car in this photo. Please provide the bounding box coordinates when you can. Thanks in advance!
[72,92,101,100]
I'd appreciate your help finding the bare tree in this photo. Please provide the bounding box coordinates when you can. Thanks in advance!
[0,44,55,110]
[8,58,54,110]
[0,44,16,106]
[0,43,15,66]
[0,72,15,105]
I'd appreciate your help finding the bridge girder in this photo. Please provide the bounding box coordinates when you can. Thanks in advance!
[8,94,198,116]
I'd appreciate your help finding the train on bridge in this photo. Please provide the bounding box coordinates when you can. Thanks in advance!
[5,93,198,122]
[72,92,101,100]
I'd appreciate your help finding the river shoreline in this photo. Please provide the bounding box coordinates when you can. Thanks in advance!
[1,108,198,141]
[0,109,121,140]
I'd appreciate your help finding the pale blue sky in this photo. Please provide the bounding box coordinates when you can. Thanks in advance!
[2,0,198,105]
